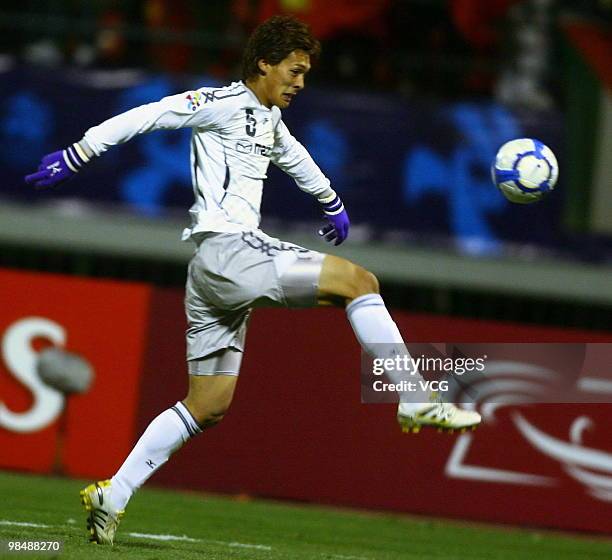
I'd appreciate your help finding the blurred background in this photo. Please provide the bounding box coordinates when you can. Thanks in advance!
[1,0,612,545]
[0,0,611,328]
[0,0,611,327]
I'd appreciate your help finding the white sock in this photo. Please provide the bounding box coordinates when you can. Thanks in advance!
[110,401,201,510]
[346,293,429,411]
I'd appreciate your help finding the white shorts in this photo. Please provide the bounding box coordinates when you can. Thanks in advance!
[185,230,325,369]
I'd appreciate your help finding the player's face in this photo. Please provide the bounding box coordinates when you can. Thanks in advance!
[259,50,311,109]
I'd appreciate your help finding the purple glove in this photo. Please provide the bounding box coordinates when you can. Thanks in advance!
[318,194,350,246]
[24,144,89,189]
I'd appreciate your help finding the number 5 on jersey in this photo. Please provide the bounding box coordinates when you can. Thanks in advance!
[245,109,257,137]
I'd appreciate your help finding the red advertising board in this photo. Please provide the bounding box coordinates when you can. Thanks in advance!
[138,290,612,533]
[0,269,151,477]
[2,270,611,533]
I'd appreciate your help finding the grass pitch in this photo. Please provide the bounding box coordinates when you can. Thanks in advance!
[0,471,610,559]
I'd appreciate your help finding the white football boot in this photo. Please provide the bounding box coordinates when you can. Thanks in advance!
[397,399,481,434]
[79,479,124,545]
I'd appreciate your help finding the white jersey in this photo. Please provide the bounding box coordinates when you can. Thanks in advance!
[82,81,335,239]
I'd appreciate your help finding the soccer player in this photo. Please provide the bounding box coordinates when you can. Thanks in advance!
[25,15,480,545]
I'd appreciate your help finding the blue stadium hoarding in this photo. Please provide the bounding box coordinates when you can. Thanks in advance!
[2,66,566,256]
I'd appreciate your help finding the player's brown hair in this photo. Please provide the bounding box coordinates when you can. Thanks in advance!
[241,15,321,81]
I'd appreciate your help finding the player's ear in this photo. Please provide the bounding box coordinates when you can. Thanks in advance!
[257,59,270,76]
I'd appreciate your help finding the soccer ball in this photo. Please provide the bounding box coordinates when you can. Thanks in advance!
[491,138,558,204]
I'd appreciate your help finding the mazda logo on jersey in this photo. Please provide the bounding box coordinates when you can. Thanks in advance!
[235,141,272,157]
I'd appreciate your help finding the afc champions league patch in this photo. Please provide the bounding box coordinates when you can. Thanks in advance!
[186,91,202,112]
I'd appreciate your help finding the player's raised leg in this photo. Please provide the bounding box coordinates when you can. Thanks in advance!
[80,356,239,545]
[317,255,481,433]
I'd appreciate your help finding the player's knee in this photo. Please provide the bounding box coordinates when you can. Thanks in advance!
[198,409,227,429]
[183,399,231,430]
[351,266,379,297]
[319,257,380,305]
[192,406,229,429]
[335,264,379,301]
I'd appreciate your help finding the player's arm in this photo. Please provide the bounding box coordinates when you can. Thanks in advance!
[270,118,350,246]
[24,90,222,189]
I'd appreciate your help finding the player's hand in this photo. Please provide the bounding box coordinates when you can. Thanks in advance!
[24,144,88,189]
[318,195,350,246]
